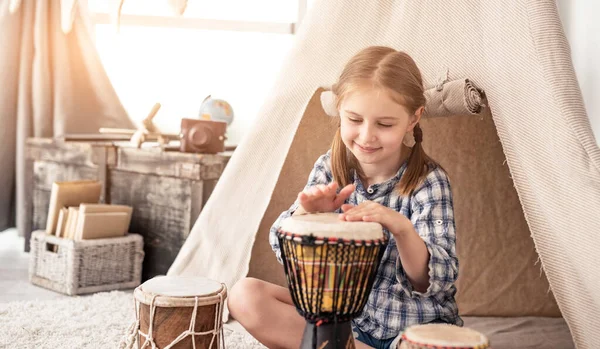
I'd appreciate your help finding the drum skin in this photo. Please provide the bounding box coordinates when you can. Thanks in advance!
[399,324,489,349]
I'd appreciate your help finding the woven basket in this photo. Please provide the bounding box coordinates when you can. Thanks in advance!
[28,230,144,295]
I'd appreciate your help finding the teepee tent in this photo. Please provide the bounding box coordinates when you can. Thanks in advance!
[169,1,600,347]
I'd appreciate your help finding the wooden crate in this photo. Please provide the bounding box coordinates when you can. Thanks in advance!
[23,138,231,281]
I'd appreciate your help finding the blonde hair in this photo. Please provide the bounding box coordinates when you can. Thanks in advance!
[330,46,437,196]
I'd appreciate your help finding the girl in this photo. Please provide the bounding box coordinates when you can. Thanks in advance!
[228,46,462,349]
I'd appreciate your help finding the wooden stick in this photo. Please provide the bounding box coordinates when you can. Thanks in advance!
[99,128,136,135]
[99,128,179,139]
[61,134,132,142]
[142,103,162,132]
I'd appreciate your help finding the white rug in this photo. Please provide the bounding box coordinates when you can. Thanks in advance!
[0,291,266,349]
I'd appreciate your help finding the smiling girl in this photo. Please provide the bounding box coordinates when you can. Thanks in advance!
[228,46,462,349]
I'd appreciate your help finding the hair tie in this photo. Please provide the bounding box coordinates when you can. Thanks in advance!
[413,124,423,143]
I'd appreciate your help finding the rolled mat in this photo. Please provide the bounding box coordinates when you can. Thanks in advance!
[424,78,485,118]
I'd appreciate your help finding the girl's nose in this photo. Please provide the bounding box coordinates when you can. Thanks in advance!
[360,124,376,142]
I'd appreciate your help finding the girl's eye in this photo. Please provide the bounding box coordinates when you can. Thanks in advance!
[378,123,393,128]
[348,118,361,123]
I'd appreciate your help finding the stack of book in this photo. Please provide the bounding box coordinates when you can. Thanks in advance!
[45,180,133,240]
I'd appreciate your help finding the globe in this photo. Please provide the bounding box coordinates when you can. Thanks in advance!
[198,95,235,125]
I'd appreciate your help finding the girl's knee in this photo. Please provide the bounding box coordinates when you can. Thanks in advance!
[228,277,268,323]
[229,277,266,300]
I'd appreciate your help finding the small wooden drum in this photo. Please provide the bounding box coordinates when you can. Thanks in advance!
[399,324,490,349]
[277,213,388,349]
[133,275,227,349]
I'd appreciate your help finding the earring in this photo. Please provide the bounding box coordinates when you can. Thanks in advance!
[403,130,415,147]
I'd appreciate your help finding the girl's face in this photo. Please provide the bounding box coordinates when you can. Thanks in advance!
[339,87,419,170]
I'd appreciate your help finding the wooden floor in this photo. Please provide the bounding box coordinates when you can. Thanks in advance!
[0,228,68,303]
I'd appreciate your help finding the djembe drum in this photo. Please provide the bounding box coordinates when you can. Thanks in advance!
[399,324,490,349]
[277,213,388,349]
[131,275,227,349]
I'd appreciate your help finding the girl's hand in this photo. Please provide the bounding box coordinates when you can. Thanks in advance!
[297,182,355,213]
[340,201,412,237]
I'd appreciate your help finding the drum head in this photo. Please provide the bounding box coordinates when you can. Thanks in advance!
[280,213,384,241]
[141,275,222,298]
[402,324,489,348]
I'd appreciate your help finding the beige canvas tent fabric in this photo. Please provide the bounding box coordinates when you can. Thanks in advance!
[169,1,600,347]
[0,0,134,232]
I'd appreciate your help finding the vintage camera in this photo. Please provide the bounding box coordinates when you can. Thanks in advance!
[179,118,227,154]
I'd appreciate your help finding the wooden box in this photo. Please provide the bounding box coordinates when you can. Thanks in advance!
[23,138,231,281]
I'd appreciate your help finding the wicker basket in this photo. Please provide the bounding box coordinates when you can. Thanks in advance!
[28,230,144,295]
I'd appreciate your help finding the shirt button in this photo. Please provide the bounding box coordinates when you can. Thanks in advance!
[367,188,374,194]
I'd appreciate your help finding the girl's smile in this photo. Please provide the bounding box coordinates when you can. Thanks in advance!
[354,142,382,153]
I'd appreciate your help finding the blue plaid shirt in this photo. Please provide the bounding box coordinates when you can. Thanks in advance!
[269,151,463,340]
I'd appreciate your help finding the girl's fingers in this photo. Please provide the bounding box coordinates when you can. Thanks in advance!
[298,192,311,207]
[327,182,339,193]
[334,184,356,206]
[300,190,317,202]
[343,204,362,215]
[341,204,354,212]
[342,207,364,219]
[340,184,356,197]
[362,214,381,222]
[307,184,333,198]
[344,206,379,221]
[344,214,366,222]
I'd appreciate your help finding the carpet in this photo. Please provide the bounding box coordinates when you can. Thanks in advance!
[0,291,266,349]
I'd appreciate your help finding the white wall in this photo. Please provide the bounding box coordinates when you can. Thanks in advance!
[556,0,600,144]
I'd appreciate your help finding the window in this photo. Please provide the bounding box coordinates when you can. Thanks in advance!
[89,0,310,146]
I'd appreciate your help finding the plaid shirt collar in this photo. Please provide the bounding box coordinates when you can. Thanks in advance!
[352,161,407,198]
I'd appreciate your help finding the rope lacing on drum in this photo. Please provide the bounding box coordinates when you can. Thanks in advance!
[119,286,227,349]
[138,295,159,349]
